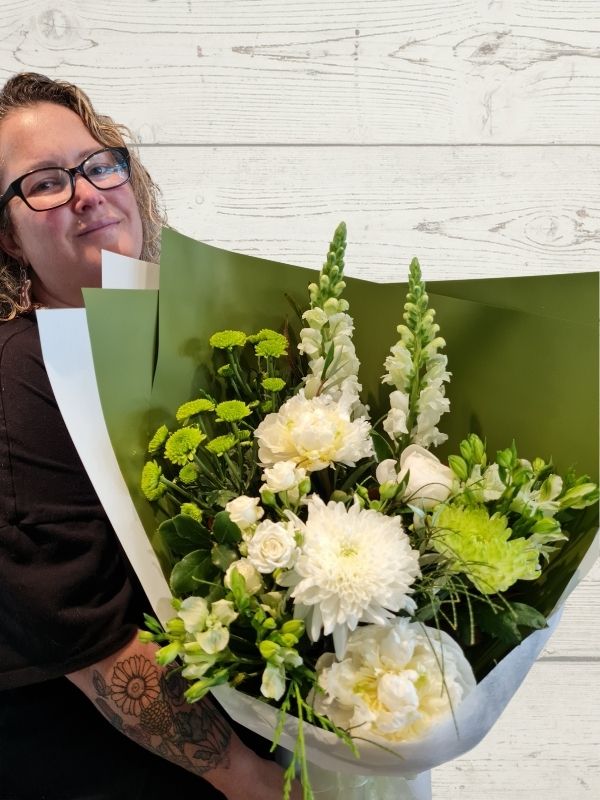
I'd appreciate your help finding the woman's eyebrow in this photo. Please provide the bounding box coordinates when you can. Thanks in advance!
[23,147,99,172]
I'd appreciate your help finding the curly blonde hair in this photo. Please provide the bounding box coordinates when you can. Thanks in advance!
[0,72,166,320]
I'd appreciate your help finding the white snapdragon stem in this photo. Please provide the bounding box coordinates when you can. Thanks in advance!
[381,259,450,451]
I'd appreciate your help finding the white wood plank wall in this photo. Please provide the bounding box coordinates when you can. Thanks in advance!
[1,1,598,797]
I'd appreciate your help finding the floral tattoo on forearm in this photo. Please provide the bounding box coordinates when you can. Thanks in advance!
[91,654,232,775]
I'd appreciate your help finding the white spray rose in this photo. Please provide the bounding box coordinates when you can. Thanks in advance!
[262,460,307,494]
[225,495,264,533]
[224,558,263,595]
[247,519,299,573]
[314,619,475,743]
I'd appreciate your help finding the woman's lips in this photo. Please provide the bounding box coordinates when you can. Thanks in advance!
[77,220,120,236]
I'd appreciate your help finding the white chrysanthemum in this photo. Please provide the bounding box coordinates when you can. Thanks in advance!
[254,390,373,472]
[314,619,475,743]
[285,496,420,657]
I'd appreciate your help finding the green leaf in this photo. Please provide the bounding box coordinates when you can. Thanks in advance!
[205,489,238,508]
[371,430,394,462]
[212,510,243,545]
[159,514,212,556]
[510,602,548,631]
[169,550,215,596]
[211,543,239,571]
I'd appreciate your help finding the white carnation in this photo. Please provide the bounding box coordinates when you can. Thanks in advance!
[247,519,299,573]
[314,619,475,742]
[286,496,420,657]
[254,390,373,472]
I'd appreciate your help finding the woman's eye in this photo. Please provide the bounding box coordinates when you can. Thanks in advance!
[29,179,60,195]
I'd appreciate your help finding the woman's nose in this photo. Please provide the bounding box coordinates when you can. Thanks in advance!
[72,173,104,212]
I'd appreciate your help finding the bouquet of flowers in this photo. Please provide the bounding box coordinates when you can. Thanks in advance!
[37,225,599,799]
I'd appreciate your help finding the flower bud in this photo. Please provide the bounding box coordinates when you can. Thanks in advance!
[262,617,277,631]
[448,455,469,482]
[379,481,399,501]
[259,488,277,507]
[259,640,280,661]
[280,620,305,638]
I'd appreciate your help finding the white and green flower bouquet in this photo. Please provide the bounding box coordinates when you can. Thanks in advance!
[37,225,599,800]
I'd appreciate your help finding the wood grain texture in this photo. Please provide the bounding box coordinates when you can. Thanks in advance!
[433,662,600,799]
[1,1,600,143]
[138,144,600,280]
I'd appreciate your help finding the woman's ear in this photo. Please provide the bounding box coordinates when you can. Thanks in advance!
[0,222,24,263]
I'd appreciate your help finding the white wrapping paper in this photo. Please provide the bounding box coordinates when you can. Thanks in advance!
[36,253,598,796]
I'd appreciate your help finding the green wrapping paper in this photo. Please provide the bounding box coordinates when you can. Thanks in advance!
[83,226,598,650]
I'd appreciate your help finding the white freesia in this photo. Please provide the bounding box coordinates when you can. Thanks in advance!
[225,495,264,533]
[177,597,238,656]
[247,519,299,573]
[224,558,263,595]
[397,444,454,511]
[285,496,420,657]
[262,460,307,496]
[465,463,505,502]
[314,619,476,743]
[254,390,373,472]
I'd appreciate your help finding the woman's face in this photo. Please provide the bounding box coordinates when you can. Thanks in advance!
[0,102,143,308]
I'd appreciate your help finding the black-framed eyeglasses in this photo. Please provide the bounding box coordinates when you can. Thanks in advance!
[0,146,131,213]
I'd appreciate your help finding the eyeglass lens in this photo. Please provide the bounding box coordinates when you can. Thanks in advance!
[20,149,129,211]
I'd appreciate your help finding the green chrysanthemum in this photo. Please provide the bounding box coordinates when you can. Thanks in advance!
[141,460,166,501]
[148,424,169,454]
[255,333,288,359]
[217,364,234,377]
[179,463,199,484]
[164,427,205,465]
[235,429,251,441]
[261,377,285,392]
[432,505,540,594]
[209,330,247,349]
[176,398,215,421]
[180,503,203,522]
[206,434,237,455]
[215,400,252,423]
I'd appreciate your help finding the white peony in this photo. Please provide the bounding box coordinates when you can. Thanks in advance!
[285,496,420,657]
[314,619,476,743]
[225,495,264,533]
[378,445,454,512]
[262,460,307,495]
[254,390,373,472]
[224,558,263,595]
[247,519,298,573]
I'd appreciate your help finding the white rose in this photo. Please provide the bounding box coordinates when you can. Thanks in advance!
[314,619,475,743]
[262,460,307,494]
[247,519,298,573]
[225,495,264,532]
[224,558,263,595]
[398,444,454,511]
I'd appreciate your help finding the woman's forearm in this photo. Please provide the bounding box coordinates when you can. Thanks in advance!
[67,632,295,800]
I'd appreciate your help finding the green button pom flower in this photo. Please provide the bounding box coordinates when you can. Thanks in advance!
[209,330,247,349]
[215,400,252,423]
[180,502,203,522]
[255,332,288,359]
[164,427,206,465]
[148,424,169,454]
[432,505,540,594]
[141,460,166,500]
[206,434,237,455]
[261,377,286,393]
[176,398,215,421]
[179,463,200,484]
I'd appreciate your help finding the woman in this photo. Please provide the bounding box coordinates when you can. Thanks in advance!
[0,73,297,800]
